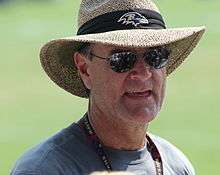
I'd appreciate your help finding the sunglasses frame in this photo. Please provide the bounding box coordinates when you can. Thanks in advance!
[89,46,171,73]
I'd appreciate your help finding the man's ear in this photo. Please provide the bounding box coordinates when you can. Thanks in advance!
[73,52,92,90]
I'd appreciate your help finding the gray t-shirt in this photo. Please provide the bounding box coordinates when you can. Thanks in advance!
[11,122,195,175]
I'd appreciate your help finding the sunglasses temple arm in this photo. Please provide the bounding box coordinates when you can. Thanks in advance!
[90,53,107,60]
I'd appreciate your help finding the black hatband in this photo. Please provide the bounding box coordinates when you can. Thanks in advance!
[77,9,166,35]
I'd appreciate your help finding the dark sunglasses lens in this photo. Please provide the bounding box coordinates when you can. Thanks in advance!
[109,52,137,73]
[145,47,170,69]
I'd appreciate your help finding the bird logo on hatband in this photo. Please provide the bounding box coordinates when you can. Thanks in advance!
[117,12,149,27]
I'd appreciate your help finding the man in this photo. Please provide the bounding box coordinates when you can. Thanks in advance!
[11,0,205,175]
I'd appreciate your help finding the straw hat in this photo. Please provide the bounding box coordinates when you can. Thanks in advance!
[40,0,205,98]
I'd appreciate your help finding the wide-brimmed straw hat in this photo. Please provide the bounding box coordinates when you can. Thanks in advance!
[40,0,205,98]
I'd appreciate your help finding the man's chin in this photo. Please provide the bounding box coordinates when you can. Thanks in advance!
[117,99,160,123]
[125,110,158,124]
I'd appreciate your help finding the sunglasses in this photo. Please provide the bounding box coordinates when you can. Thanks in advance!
[89,47,170,73]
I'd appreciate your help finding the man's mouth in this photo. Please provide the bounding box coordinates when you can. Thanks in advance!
[124,90,152,97]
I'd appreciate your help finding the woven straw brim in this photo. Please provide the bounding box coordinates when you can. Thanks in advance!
[40,26,205,98]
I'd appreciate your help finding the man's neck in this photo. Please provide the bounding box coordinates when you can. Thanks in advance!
[88,108,148,151]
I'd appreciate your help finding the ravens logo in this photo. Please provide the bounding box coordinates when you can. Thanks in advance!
[117,12,149,27]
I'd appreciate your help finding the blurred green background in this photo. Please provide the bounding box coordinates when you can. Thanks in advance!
[0,0,219,174]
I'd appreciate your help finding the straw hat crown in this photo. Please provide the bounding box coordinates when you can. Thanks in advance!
[78,0,160,27]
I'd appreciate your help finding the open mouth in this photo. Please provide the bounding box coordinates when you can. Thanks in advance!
[124,90,152,98]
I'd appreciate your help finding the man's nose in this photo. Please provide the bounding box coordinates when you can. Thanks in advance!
[128,58,152,80]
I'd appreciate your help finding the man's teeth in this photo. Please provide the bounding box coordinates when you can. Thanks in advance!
[127,90,150,93]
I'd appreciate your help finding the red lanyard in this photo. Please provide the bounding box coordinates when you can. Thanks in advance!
[78,114,163,175]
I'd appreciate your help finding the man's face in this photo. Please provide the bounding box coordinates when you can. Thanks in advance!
[78,43,167,124]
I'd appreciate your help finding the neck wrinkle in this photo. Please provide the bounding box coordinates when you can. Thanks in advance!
[88,100,148,151]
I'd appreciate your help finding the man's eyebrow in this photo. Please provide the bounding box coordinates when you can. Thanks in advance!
[109,48,135,55]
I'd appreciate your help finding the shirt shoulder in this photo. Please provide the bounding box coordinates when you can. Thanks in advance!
[11,123,86,175]
[149,133,196,175]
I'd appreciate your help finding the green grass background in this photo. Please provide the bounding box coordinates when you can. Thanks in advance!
[0,0,219,174]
